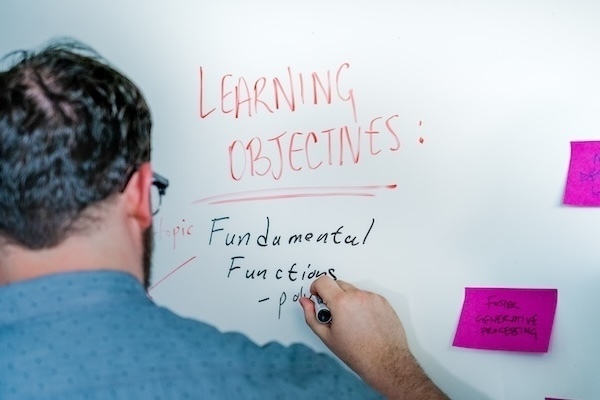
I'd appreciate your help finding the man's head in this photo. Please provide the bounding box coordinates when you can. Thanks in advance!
[0,39,155,285]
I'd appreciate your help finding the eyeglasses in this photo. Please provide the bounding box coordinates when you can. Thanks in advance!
[121,167,169,215]
[150,172,169,215]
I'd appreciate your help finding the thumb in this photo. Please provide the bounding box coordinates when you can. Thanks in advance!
[299,297,330,339]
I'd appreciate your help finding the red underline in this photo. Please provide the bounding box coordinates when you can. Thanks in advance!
[147,256,197,294]
[192,184,397,205]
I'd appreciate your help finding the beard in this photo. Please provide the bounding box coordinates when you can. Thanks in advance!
[142,223,154,289]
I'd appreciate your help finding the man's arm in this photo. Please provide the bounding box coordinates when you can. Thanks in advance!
[299,276,448,400]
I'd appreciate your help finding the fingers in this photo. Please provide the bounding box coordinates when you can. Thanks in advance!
[309,275,341,301]
[298,297,315,325]
[336,280,358,292]
[304,276,368,337]
[310,275,359,303]
[299,296,330,338]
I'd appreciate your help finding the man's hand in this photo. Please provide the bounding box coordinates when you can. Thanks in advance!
[299,276,448,400]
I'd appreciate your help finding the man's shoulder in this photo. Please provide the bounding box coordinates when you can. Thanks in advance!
[0,271,381,399]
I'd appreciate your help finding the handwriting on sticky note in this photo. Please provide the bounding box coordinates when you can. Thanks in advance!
[453,288,558,352]
[564,141,600,206]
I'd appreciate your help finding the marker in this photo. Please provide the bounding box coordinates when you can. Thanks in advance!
[313,295,332,324]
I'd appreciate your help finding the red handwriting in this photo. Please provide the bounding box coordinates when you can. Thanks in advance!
[228,115,400,181]
[192,184,397,205]
[199,63,357,121]
[199,62,424,183]
[147,256,197,294]
[154,217,194,250]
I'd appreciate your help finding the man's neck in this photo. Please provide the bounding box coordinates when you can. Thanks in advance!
[0,229,143,286]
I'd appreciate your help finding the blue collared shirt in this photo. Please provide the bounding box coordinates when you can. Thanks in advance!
[0,270,381,399]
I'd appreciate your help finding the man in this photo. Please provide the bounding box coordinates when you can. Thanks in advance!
[0,39,447,399]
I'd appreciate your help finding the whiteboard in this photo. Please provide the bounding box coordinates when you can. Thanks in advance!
[1,1,599,399]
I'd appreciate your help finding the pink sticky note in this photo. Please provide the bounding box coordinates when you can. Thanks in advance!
[453,288,558,353]
[564,141,600,206]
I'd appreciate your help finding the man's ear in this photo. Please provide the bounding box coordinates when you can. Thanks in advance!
[122,162,153,229]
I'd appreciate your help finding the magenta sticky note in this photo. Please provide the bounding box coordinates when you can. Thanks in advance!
[453,287,558,352]
[563,141,600,206]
